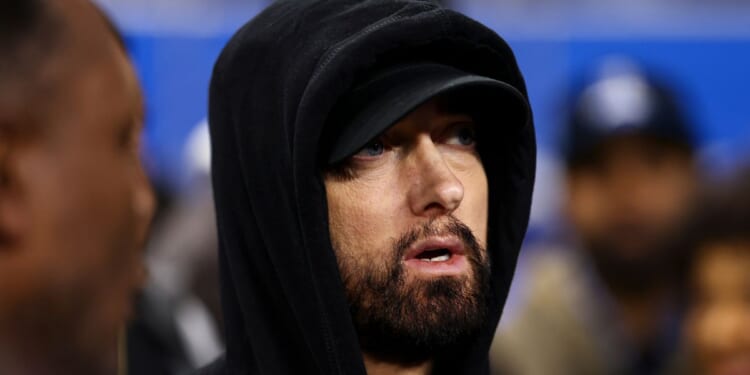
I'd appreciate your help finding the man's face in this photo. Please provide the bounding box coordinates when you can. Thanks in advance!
[566,135,695,291]
[324,96,490,362]
[687,243,750,375]
[0,4,154,373]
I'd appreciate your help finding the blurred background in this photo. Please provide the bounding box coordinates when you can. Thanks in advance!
[93,0,750,374]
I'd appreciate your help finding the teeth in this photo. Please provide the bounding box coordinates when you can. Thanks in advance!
[433,254,450,262]
[420,254,451,262]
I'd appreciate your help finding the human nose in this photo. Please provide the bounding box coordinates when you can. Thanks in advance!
[406,137,464,217]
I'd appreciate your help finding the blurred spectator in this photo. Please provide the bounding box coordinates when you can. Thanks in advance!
[683,168,750,375]
[0,0,154,374]
[492,58,697,375]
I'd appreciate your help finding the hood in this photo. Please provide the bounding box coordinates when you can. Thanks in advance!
[206,0,536,373]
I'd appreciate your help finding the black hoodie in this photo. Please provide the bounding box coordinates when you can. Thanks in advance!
[204,1,535,374]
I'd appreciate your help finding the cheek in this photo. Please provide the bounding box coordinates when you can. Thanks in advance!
[566,177,606,232]
[641,172,694,223]
[325,178,401,262]
[33,140,142,285]
[12,144,140,356]
[453,163,488,247]
[59,151,145,344]
[21,144,128,258]
[67,153,134,253]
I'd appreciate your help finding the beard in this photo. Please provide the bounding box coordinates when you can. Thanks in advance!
[333,216,491,364]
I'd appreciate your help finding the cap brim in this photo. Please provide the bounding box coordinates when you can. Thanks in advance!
[327,62,529,164]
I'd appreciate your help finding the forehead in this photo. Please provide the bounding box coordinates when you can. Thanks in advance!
[571,134,692,169]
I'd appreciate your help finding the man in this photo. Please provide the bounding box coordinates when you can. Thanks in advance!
[493,61,697,374]
[0,1,154,374]
[203,0,535,374]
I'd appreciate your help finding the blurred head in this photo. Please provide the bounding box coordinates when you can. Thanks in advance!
[0,0,154,373]
[562,61,697,293]
[685,171,750,375]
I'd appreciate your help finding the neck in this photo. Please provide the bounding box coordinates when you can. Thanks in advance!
[363,353,432,375]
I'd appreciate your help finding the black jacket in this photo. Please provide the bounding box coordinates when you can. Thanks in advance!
[203,1,536,373]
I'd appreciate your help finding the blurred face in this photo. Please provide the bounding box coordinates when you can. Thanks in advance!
[566,135,695,291]
[688,243,750,375]
[324,97,490,362]
[0,3,154,374]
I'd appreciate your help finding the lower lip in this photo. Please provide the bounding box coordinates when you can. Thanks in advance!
[403,254,469,276]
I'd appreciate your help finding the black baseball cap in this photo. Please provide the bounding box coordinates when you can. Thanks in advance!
[325,62,529,164]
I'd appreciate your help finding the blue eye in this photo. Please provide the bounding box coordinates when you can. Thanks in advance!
[354,140,384,157]
[453,124,476,146]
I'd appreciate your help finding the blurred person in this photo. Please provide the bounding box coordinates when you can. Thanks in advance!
[201,0,536,374]
[493,60,697,375]
[684,168,750,375]
[0,0,154,374]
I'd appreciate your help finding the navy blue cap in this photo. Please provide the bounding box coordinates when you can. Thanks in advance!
[562,62,695,164]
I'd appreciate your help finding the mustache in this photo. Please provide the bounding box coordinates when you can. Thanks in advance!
[391,216,484,261]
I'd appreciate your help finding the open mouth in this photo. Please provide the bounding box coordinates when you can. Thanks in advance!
[415,248,453,262]
[403,236,468,276]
